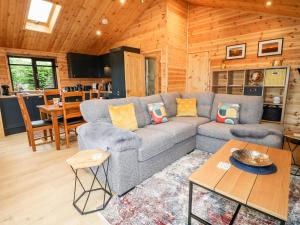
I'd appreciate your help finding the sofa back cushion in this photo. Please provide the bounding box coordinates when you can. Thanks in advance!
[181,92,215,118]
[160,92,180,117]
[139,94,163,125]
[80,97,146,128]
[211,94,263,124]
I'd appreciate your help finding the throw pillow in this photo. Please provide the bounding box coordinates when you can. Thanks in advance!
[147,102,168,124]
[216,103,240,125]
[176,98,197,117]
[108,103,138,131]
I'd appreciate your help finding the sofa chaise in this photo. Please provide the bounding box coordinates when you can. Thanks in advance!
[78,92,283,196]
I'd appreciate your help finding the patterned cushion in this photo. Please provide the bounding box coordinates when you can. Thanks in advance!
[216,103,240,125]
[147,102,168,124]
[108,103,138,131]
[176,98,197,117]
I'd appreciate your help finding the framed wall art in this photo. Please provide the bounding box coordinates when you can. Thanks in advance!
[226,43,246,60]
[258,38,283,57]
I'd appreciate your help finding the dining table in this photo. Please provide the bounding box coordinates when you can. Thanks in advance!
[37,104,63,150]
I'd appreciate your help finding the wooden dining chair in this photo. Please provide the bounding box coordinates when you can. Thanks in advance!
[43,89,61,105]
[17,94,54,152]
[89,89,100,99]
[60,91,86,147]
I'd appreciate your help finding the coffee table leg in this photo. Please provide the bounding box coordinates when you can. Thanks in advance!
[188,181,193,225]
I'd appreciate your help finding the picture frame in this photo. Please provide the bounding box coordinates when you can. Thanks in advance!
[226,43,246,60]
[257,38,284,57]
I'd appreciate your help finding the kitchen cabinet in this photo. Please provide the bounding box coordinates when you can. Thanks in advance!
[67,53,99,78]
[0,95,45,135]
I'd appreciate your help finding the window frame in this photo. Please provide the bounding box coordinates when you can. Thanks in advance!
[7,55,58,91]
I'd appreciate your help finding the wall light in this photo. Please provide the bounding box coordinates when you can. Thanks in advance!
[266,1,272,6]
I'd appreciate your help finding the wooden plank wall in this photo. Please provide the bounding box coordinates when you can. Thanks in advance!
[188,5,300,130]
[109,0,168,92]
[0,48,110,90]
[166,0,188,92]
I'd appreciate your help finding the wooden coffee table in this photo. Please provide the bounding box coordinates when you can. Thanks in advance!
[188,140,291,225]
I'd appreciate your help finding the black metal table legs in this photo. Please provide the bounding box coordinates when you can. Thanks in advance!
[286,137,300,176]
[187,181,286,225]
[70,159,112,215]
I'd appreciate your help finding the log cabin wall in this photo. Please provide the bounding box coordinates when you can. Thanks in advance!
[166,0,188,92]
[0,48,110,91]
[188,5,300,130]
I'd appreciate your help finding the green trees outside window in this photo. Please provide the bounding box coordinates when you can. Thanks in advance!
[8,56,57,91]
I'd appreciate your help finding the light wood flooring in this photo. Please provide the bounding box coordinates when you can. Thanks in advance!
[0,132,108,225]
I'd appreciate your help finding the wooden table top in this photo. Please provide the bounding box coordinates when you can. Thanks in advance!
[66,149,111,170]
[189,139,291,221]
[284,131,300,141]
[37,104,62,112]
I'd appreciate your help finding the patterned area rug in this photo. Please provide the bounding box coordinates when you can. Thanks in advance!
[100,150,300,225]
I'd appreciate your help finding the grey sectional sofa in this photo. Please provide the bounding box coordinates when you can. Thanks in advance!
[78,92,283,196]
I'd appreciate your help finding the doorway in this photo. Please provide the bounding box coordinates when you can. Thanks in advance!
[144,51,162,96]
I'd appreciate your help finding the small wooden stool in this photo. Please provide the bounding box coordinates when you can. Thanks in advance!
[66,149,112,215]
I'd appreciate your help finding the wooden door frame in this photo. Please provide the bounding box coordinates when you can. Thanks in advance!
[142,49,163,94]
[186,51,211,92]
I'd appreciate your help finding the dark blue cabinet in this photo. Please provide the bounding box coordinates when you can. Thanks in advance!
[0,95,45,135]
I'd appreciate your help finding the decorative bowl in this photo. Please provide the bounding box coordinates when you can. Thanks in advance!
[232,149,273,167]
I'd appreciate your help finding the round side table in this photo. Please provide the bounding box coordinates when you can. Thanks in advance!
[284,131,300,176]
[66,149,112,215]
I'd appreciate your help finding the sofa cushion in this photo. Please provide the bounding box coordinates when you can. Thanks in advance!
[211,94,263,124]
[139,94,163,125]
[176,98,197,117]
[169,116,210,128]
[181,92,215,118]
[198,121,283,148]
[160,92,180,117]
[147,121,196,144]
[80,97,146,128]
[135,128,175,162]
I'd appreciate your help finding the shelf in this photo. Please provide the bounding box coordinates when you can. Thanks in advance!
[263,102,283,106]
[261,120,282,124]
[228,85,243,87]
[212,85,227,87]
[264,86,285,88]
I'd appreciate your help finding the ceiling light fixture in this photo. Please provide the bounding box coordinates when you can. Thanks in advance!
[96,30,102,36]
[266,1,272,6]
[101,18,109,25]
[120,0,126,4]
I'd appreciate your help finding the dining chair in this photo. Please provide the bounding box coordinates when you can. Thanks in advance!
[43,89,61,105]
[60,91,86,147]
[89,89,100,99]
[17,94,54,152]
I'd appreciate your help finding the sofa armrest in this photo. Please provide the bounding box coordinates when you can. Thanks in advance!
[77,122,141,195]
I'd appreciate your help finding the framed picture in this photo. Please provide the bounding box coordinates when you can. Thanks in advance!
[226,43,246,60]
[258,38,283,57]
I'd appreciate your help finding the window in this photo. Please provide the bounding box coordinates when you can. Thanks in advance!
[8,56,58,91]
[25,0,61,33]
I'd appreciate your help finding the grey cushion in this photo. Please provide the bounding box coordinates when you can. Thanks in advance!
[135,128,175,162]
[147,121,196,144]
[198,121,283,148]
[80,97,147,128]
[181,92,215,118]
[169,116,210,128]
[160,92,180,117]
[139,94,163,125]
[211,94,263,124]
[230,123,283,138]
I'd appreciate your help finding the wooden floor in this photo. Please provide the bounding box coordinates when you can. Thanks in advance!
[0,132,107,225]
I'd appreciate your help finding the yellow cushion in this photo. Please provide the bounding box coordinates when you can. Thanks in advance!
[176,98,197,117]
[108,103,138,131]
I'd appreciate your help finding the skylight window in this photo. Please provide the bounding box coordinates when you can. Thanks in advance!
[28,0,53,23]
[25,0,61,33]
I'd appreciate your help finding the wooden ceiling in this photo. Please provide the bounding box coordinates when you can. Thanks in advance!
[0,0,153,55]
[187,0,300,18]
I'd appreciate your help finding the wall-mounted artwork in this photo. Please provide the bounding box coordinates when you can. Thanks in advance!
[226,43,246,60]
[258,38,283,57]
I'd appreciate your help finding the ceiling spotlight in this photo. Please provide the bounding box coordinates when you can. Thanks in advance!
[101,18,109,25]
[96,30,102,36]
[266,1,272,6]
[120,0,125,4]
